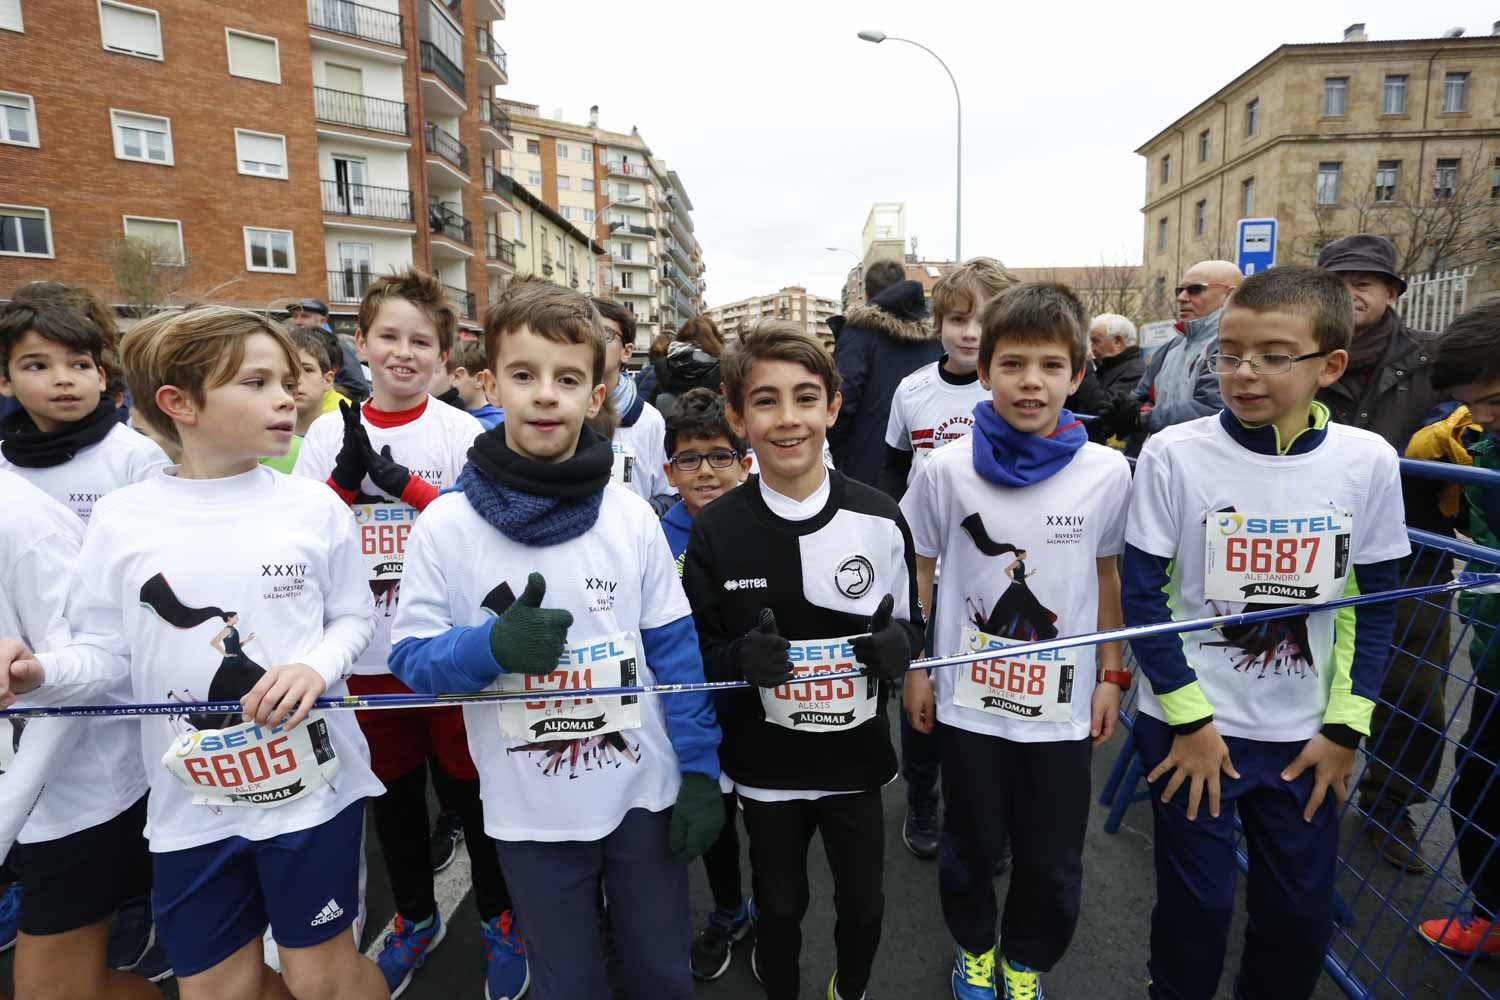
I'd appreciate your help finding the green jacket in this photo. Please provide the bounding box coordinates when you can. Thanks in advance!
[1461,432,1500,688]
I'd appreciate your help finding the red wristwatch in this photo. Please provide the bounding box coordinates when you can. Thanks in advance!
[1097,668,1133,691]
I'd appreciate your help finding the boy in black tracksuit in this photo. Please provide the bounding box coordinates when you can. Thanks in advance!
[684,321,922,1000]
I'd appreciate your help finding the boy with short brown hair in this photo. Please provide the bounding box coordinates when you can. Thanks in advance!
[1124,265,1409,1000]
[390,278,723,1000]
[0,304,387,1000]
[293,268,515,999]
[686,320,923,1000]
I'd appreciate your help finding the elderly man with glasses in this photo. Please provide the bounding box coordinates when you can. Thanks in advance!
[1100,260,1242,443]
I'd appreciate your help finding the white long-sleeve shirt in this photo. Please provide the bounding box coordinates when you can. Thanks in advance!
[0,469,148,850]
[34,466,383,851]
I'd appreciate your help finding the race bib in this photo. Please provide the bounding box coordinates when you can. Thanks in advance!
[496,632,641,742]
[162,715,340,808]
[353,502,419,581]
[953,626,1076,723]
[611,446,636,485]
[759,635,876,734]
[1204,510,1352,605]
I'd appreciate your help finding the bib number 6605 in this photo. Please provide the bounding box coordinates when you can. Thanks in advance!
[182,737,297,788]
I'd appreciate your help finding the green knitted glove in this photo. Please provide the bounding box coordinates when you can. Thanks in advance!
[488,573,573,676]
[669,772,725,863]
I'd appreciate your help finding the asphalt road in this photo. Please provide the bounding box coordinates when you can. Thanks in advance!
[2,703,1494,999]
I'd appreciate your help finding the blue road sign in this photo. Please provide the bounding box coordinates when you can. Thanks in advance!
[1236,218,1277,275]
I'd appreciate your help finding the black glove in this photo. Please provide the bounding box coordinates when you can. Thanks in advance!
[850,593,911,681]
[363,441,417,499]
[488,573,574,676]
[734,608,794,688]
[1106,394,1144,437]
[331,401,367,493]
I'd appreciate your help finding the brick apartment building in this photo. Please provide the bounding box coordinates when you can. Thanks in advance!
[0,0,515,327]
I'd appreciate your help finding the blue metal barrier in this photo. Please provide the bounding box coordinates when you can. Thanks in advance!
[1099,459,1500,999]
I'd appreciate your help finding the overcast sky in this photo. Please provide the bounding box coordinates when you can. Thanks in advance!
[499,1,1496,306]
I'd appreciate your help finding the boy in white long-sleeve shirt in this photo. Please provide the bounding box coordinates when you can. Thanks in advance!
[0,306,387,1000]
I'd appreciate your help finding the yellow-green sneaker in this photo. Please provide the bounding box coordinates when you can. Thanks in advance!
[999,956,1043,1000]
[951,944,997,999]
[826,970,866,999]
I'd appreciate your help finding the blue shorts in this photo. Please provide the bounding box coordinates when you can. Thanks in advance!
[151,799,365,977]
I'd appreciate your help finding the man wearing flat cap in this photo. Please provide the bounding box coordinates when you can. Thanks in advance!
[1317,233,1448,875]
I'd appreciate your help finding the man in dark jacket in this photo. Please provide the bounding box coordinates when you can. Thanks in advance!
[1089,313,1145,401]
[827,273,940,486]
[1316,234,1449,873]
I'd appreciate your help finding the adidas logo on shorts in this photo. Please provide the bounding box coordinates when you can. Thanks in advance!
[310,899,345,927]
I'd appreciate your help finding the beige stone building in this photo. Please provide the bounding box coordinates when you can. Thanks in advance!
[1136,23,1500,311]
[496,102,706,348]
[706,286,840,345]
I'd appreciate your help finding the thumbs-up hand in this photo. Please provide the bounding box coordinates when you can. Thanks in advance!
[488,572,574,676]
[851,593,910,681]
[734,608,794,688]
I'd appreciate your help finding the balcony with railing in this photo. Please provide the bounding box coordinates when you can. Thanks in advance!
[612,250,655,268]
[313,86,409,135]
[475,26,508,85]
[327,269,375,304]
[428,201,473,246]
[478,97,511,148]
[419,40,465,101]
[482,163,511,203]
[307,0,403,47]
[486,233,516,267]
[610,220,655,240]
[614,281,655,298]
[478,0,505,18]
[606,159,644,178]
[320,179,414,223]
[667,238,692,271]
[423,122,469,174]
[444,283,476,319]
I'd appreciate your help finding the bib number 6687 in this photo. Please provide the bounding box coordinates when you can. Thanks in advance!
[183,737,297,788]
[1223,536,1320,575]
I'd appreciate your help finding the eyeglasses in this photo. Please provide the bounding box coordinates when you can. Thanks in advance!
[1174,282,1231,297]
[1208,351,1330,375]
[669,449,740,471]
[602,329,621,344]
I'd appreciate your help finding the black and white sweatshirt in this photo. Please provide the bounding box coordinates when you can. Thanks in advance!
[683,470,923,792]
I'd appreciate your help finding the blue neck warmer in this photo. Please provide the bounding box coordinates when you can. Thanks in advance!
[611,373,641,426]
[970,401,1087,487]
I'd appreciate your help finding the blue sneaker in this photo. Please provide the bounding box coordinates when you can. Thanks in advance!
[0,882,19,954]
[999,956,1043,1000]
[691,900,752,981]
[481,909,529,1000]
[951,944,997,999]
[376,910,446,999]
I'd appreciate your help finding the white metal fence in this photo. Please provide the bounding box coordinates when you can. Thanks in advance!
[1397,267,1476,332]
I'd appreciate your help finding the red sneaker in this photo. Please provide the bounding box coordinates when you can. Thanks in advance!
[1419,913,1500,957]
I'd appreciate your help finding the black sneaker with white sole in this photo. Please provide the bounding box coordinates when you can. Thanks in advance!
[690,901,752,981]
[430,810,464,873]
[902,799,939,860]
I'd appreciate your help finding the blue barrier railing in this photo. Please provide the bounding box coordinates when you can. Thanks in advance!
[1099,457,1500,999]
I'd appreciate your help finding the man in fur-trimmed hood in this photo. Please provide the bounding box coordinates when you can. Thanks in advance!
[827,276,940,486]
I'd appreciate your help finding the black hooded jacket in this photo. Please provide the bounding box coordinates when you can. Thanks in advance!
[828,280,940,487]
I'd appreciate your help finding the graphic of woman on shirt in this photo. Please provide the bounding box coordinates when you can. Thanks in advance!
[139,572,265,731]
[960,513,1060,641]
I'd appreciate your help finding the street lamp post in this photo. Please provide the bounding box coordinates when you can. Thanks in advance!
[857,30,961,262]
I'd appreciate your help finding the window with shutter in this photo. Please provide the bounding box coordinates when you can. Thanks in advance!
[234,130,287,177]
[99,1,161,58]
[111,110,173,164]
[0,0,23,32]
[226,30,280,84]
[123,217,184,265]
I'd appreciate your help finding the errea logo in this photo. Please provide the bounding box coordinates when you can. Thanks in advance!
[724,578,768,592]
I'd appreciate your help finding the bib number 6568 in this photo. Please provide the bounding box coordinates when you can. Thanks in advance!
[971,659,1046,697]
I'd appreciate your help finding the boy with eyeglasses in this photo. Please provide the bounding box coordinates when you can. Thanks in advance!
[1122,265,1409,1000]
[657,387,756,981]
